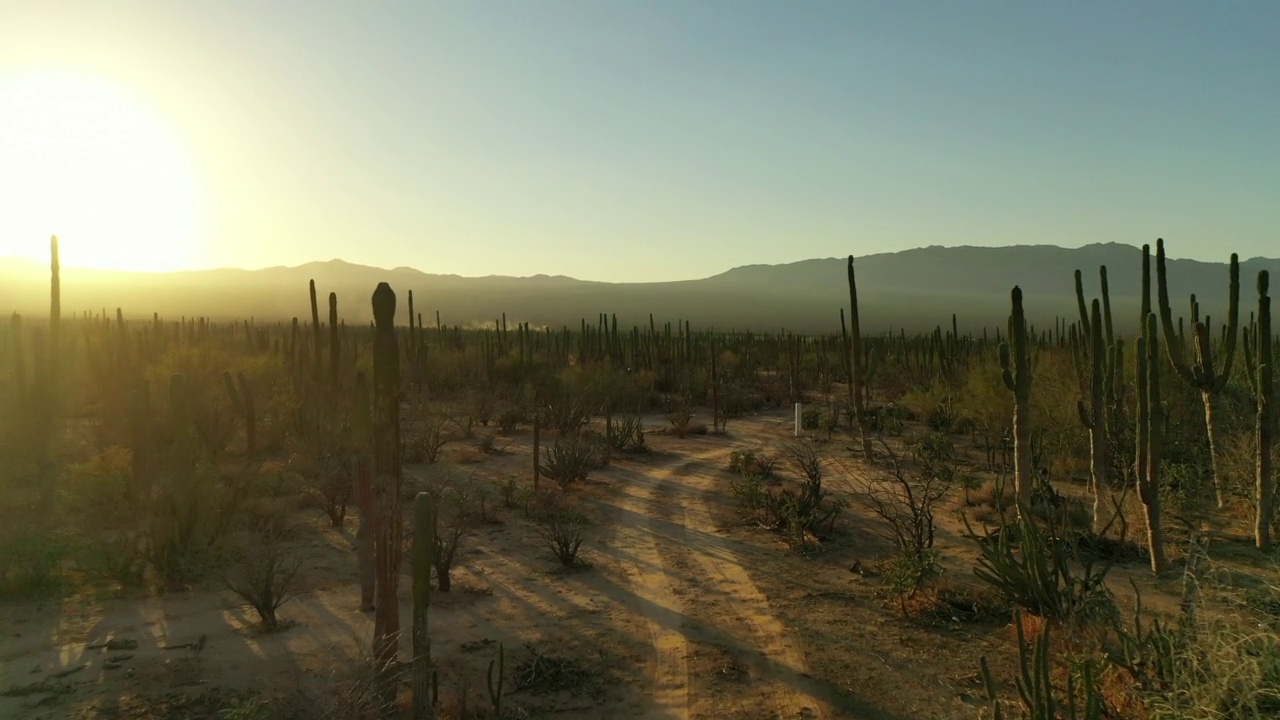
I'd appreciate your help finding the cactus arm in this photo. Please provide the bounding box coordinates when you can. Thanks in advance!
[1074,269,1090,350]
[1154,239,1197,385]
[1212,253,1241,391]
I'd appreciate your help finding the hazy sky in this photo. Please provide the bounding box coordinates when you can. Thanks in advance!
[1,1,1276,281]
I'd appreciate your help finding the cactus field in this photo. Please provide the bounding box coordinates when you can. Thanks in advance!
[2,238,1279,720]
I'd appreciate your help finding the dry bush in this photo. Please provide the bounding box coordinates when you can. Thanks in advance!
[77,530,147,589]
[848,438,955,610]
[663,393,697,437]
[727,449,778,480]
[530,489,588,566]
[407,410,457,465]
[607,413,646,454]
[419,472,486,592]
[221,515,305,630]
[146,462,245,588]
[731,442,843,552]
[63,445,136,530]
[539,433,599,489]
[1102,545,1280,718]
[539,514,587,567]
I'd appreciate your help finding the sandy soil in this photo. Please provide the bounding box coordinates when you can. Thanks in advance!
[3,408,1273,719]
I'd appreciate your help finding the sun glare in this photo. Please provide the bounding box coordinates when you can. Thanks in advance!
[0,69,206,272]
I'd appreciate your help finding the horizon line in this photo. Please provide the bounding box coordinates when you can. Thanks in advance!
[0,239,1255,284]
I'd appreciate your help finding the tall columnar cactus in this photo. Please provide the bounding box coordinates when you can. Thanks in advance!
[1076,299,1109,533]
[999,286,1033,511]
[1155,238,1240,508]
[1244,271,1274,548]
[329,292,340,390]
[49,235,60,400]
[310,279,322,375]
[222,370,257,457]
[412,491,437,720]
[353,372,375,612]
[371,282,403,708]
[846,256,872,458]
[1135,313,1167,574]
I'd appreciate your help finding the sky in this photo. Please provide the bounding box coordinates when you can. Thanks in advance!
[0,1,1277,281]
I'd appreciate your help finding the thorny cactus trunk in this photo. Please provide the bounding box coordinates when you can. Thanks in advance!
[49,235,60,407]
[846,256,873,458]
[1000,286,1033,512]
[1252,271,1273,549]
[532,412,541,492]
[1076,298,1109,534]
[310,279,322,375]
[329,292,341,390]
[1155,238,1239,509]
[222,370,257,456]
[371,283,403,711]
[1136,313,1167,574]
[353,373,375,612]
[412,492,437,720]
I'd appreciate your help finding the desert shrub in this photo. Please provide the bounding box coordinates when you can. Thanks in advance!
[607,413,646,453]
[530,489,587,566]
[729,474,770,524]
[663,393,696,437]
[221,515,304,630]
[966,506,1116,627]
[309,463,354,528]
[1108,565,1280,719]
[539,513,587,567]
[881,550,944,613]
[781,439,823,485]
[424,474,482,592]
[496,404,527,434]
[979,610,1106,720]
[62,445,136,530]
[77,530,147,588]
[801,405,822,430]
[728,449,778,479]
[733,456,843,549]
[851,439,954,607]
[544,375,593,435]
[539,434,599,489]
[407,410,457,465]
[0,531,67,600]
[478,432,511,455]
[1159,458,1215,515]
[721,383,765,418]
[468,389,497,427]
[289,388,361,527]
[497,475,526,508]
[146,463,244,588]
[863,404,904,436]
[903,384,957,433]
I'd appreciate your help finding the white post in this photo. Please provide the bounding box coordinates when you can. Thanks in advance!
[794,402,802,437]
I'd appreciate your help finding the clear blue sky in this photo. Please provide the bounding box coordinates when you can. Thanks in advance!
[1,1,1276,280]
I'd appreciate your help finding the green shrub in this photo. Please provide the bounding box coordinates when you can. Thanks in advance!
[728,449,777,479]
[966,507,1116,627]
[539,434,599,488]
[0,532,67,600]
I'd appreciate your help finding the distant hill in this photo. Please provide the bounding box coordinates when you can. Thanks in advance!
[0,243,1260,334]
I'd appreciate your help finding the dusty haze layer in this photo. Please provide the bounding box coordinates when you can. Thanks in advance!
[0,242,1257,333]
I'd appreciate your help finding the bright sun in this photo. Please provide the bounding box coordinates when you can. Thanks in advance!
[0,69,206,272]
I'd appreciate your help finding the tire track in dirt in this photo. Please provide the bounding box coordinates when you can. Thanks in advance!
[612,444,827,719]
[609,456,700,720]
[680,463,827,719]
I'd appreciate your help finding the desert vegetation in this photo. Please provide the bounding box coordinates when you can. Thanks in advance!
[1,235,1278,719]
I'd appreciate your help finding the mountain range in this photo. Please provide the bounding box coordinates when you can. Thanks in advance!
[0,243,1260,334]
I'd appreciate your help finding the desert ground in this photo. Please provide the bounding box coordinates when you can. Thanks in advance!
[5,403,1275,720]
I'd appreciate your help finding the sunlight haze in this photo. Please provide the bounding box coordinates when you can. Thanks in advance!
[1,1,1276,280]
